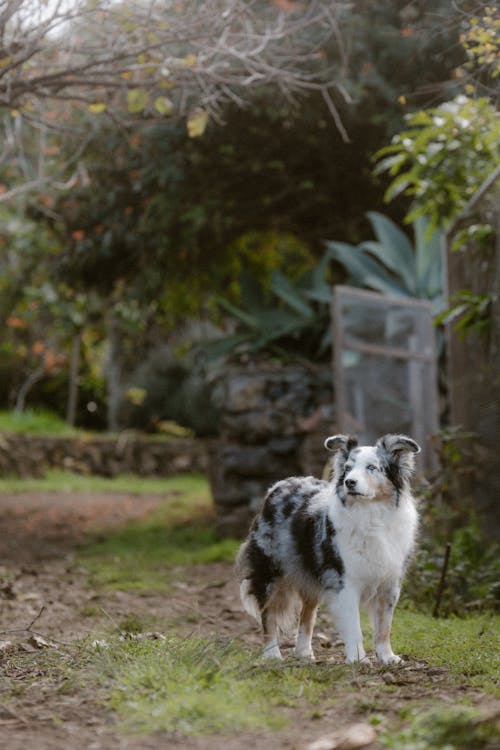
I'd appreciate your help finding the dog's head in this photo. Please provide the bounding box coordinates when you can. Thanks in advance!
[324,433,420,505]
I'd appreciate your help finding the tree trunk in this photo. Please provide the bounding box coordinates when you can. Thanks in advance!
[15,362,46,413]
[106,309,122,432]
[66,332,81,426]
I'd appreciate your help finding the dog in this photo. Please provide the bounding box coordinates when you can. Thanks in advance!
[236,433,420,664]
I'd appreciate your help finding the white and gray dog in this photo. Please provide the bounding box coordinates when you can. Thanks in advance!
[236,433,420,664]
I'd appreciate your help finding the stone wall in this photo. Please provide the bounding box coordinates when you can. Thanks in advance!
[207,363,335,538]
[0,433,207,478]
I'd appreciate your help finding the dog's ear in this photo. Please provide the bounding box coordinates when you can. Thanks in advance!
[324,435,358,484]
[377,434,421,456]
[376,434,420,486]
[324,435,358,454]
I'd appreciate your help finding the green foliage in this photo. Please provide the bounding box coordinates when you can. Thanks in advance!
[0,205,61,328]
[0,408,78,435]
[459,6,500,89]
[209,257,333,360]
[325,212,443,308]
[403,429,500,616]
[339,0,463,116]
[225,230,315,298]
[435,291,492,338]
[381,705,500,750]
[120,346,220,436]
[374,95,500,235]
[405,514,500,617]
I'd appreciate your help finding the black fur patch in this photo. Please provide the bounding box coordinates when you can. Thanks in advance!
[335,445,358,505]
[291,500,323,579]
[246,537,282,609]
[320,517,345,583]
[261,493,279,524]
[291,501,344,589]
[384,460,403,492]
[282,497,296,518]
[382,459,404,505]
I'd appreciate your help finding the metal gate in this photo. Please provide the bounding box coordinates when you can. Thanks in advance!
[332,285,439,473]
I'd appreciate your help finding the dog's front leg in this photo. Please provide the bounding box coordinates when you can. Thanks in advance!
[374,585,401,665]
[326,586,365,663]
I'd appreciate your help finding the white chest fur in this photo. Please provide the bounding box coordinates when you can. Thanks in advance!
[330,492,418,594]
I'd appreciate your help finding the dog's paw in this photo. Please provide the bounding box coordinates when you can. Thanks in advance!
[377,652,402,666]
[346,654,373,667]
[295,648,316,661]
[344,644,367,664]
[262,645,283,660]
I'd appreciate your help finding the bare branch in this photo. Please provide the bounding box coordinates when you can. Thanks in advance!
[0,0,350,199]
[1,1,347,115]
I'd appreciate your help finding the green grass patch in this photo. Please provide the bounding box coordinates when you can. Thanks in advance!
[381,705,499,749]
[393,609,500,693]
[0,469,202,495]
[78,475,239,590]
[86,609,500,737]
[91,636,342,735]
[0,408,80,435]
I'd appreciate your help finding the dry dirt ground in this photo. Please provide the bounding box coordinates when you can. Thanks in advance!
[0,491,497,750]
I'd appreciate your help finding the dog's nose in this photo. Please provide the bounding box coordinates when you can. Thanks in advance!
[345,478,357,490]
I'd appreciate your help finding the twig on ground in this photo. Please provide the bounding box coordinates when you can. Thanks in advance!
[433,542,452,618]
[26,605,46,631]
[99,607,126,637]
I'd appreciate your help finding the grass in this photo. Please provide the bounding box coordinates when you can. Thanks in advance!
[89,636,343,735]
[0,408,80,435]
[0,470,238,588]
[1,466,498,742]
[381,705,500,749]
[77,474,239,590]
[84,609,500,738]
[392,609,500,693]
[0,469,203,495]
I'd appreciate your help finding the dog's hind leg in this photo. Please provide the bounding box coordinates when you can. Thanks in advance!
[295,598,318,660]
[261,607,282,660]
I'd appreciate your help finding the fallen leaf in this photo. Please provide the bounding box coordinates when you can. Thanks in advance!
[0,581,18,599]
[28,634,55,649]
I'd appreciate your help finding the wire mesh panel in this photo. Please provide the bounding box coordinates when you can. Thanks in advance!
[332,286,438,472]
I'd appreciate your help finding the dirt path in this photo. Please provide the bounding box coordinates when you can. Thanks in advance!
[0,492,496,750]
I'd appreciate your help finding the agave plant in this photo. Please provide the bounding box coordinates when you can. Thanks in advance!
[324,212,444,311]
[207,254,333,360]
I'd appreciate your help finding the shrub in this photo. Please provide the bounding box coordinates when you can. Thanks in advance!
[120,346,220,437]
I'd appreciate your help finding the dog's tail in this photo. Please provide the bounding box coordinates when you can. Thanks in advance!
[236,541,261,623]
[236,540,299,633]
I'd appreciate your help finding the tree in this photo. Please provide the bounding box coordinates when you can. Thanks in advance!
[374,3,500,236]
[374,95,500,238]
[0,0,351,202]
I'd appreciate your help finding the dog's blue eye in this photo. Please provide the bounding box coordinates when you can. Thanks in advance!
[367,464,378,472]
